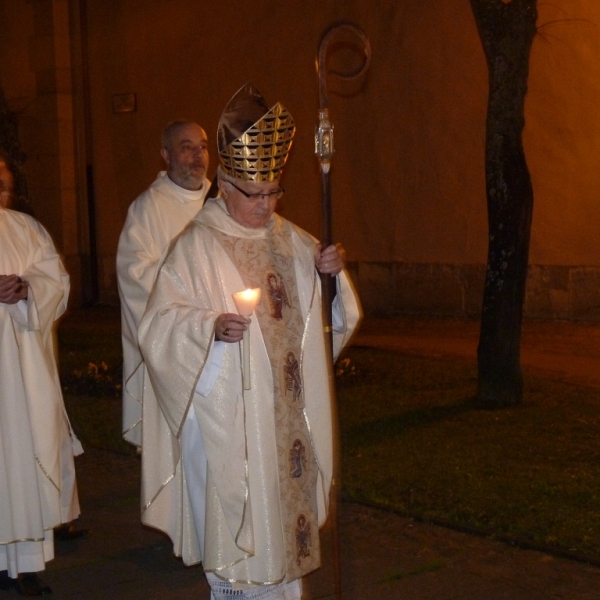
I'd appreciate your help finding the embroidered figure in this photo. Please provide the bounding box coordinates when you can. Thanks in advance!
[295,514,311,565]
[266,272,290,319]
[283,351,302,403]
[289,438,307,478]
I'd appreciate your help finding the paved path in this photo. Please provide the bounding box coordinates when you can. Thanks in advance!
[39,447,600,599]
[27,311,600,599]
[355,317,600,389]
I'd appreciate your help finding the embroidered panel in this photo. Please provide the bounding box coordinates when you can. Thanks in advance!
[212,223,320,578]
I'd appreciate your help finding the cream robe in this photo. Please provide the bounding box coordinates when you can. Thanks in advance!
[117,172,210,446]
[0,208,80,574]
[138,199,361,584]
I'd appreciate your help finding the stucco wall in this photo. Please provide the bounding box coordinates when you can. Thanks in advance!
[1,0,599,317]
[525,0,600,266]
[83,0,491,290]
[0,0,89,299]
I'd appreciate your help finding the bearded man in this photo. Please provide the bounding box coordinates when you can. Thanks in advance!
[138,84,361,600]
[117,121,210,447]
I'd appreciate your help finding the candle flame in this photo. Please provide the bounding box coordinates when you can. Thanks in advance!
[233,287,261,315]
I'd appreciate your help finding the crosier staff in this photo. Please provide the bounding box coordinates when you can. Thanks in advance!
[315,22,370,600]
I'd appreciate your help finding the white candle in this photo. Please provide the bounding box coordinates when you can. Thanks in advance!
[232,288,261,316]
[232,288,261,390]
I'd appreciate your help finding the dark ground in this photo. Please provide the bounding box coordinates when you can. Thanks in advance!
[14,308,599,599]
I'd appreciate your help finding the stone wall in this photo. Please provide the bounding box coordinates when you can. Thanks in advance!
[351,262,600,321]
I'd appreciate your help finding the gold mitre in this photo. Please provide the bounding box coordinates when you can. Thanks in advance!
[217,83,296,182]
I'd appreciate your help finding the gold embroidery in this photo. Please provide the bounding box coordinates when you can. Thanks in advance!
[211,221,320,579]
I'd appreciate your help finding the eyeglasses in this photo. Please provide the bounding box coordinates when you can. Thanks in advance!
[229,181,284,201]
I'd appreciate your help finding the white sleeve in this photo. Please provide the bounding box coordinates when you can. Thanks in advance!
[5,297,35,330]
[15,298,29,322]
[195,340,227,397]
[332,281,345,332]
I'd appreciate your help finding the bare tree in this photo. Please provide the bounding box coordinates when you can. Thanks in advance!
[470,0,537,408]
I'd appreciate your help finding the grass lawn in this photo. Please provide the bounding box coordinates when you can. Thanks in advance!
[58,321,135,456]
[57,320,600,558]
[337,346,600,558]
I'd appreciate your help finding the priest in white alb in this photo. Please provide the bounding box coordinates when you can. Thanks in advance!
[0,155,81,596]
[138,84,361,600]
[117,121,210,447]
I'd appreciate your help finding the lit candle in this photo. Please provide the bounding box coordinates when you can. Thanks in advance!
[232,288,261,390]
[232,288,261,317]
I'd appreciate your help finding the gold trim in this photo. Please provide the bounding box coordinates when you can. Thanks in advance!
[1,524,59,546]
[0,535,46,545]
[142,472,175,513]
[205,569,286,588]
[301,272,329,519]
[34,454,59,492]
[235,359,251,550]
[122,361,143,437]
[123,361,144,404]
[122,417,142,437]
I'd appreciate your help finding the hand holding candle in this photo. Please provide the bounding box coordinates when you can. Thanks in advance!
[232,288,261,390]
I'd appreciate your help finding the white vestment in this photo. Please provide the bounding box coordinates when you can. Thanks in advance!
[0,208,81,577]
[117,172,210,446]
[138,198,361,586]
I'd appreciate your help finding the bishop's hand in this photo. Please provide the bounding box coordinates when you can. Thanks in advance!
[215,313,250,343]
[315,243,346,276]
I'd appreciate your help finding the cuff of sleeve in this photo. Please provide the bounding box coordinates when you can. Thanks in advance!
[195,340,227,397]
[332,279,346,333]
[5,298,31,329]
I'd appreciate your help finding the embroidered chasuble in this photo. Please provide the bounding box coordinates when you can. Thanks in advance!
[137,199,362,576]
[211,221,320,579]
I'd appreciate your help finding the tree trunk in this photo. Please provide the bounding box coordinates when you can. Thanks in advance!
[470,0,537,408]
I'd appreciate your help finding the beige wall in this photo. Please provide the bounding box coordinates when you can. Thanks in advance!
[525,0,600,265]
[84,0,490,270]
[1,0,599,317]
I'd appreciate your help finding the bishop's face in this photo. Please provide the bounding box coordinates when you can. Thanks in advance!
[219,179,283,229]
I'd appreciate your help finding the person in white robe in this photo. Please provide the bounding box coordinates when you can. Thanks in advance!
[138,84,361,600]
[117,121,210,447]
[0,157,81,596]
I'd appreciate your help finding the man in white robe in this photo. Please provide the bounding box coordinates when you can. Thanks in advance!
[0,158,81,595]
[117,121,210,447]
[138,84,361,600]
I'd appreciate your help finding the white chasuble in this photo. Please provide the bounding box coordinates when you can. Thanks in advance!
[138,198,361,584]
[0,208,80,576]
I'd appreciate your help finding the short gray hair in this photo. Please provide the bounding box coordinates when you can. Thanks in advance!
[161,120,196,152]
